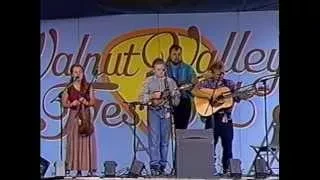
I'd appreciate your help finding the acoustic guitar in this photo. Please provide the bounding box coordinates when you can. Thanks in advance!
[194,86,255,117]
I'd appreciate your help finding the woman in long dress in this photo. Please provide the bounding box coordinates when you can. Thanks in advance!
[62,64,97,176]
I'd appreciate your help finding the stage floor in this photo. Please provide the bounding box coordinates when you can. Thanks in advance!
[43,176,279,180]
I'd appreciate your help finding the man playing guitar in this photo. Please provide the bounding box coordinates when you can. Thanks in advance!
[192,60,240,175]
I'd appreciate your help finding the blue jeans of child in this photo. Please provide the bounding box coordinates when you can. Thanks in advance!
[148,107,171,169]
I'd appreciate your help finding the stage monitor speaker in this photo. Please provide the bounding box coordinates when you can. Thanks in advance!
[229,159,242,178]
[128,160,144,177]
[40,156,50,177]
[176,129,214,179]
[54,160,65,177]
[255,158,268,178]
[103,161,117,177]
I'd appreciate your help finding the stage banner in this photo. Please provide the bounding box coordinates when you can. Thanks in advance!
[41,11,279,176]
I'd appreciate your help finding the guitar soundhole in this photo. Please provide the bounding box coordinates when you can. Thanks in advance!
[216,95,224,100]
[213,101,223,107]
[211,95,224,107]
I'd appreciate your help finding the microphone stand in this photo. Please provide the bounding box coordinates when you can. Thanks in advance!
[197,72,223,175]
[262,78,271,175]
[123,101,147,178]
[203,73,223,139]
[83,71,103,176]
[130,102,138,177]
[163,77,177,177]
[49,77,80,177]
[50,77,79,164]
[132,105,138,163]
[50,72,101,176]
[258,75,279,176]
[226,73,279,95]
[204,73,223,117]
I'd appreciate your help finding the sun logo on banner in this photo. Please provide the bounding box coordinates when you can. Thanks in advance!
[41,25,278,139]
[99,26,218,133]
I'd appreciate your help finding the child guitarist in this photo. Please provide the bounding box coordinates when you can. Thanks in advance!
[191,60,240,175]
[139,58,181,176]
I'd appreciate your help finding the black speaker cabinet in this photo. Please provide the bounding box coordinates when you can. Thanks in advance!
[40,156,50,177]
[229,159,242,178]
[255,158,268,178]
[176,129,214,178]
[103,161,117,177]
[129,160,144,177]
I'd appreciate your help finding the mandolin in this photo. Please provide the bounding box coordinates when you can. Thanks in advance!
[149,83,193,106]
[194,86,255,117]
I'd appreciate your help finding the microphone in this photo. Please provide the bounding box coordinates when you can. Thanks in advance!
[123,101,150,108]
[123,101,140,106]
[92,67,105,78]
[51,76,81,103]
[71,76,79,83]
[259,74,279,83]
[256,74,279,93]
[92,66,98,77]
[51,77,79,103]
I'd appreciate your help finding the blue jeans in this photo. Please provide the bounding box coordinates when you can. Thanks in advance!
[148,107,171,168]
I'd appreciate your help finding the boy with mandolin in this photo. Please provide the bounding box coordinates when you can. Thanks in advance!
[139,58,181,176]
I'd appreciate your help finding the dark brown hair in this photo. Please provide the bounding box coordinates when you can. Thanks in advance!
[169,44,182,53]
[70,64,89,94]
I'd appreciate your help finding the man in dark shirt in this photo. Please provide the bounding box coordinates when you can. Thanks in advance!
[166,44,197,129]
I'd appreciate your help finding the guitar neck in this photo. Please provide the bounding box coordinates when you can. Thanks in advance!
[221,91,235,98]
[222,88,254,100]
[221,89,243,99]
